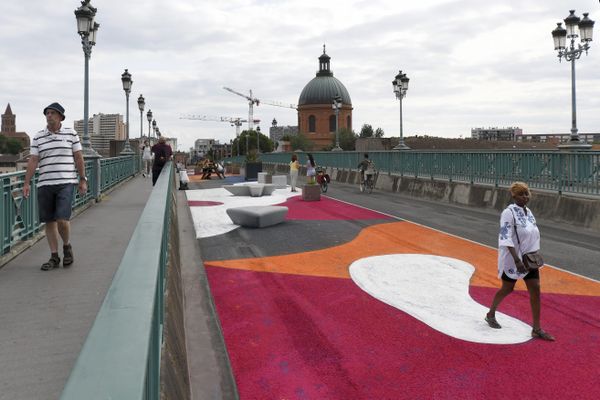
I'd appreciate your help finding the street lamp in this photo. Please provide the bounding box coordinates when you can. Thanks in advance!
[552,10,594,150]
[152,119,157,140]
[74,0,100,157]
[256,126,261,154]
[120,69,134,154]
[331,94,343,151]
[146,109,153,144]
[137,94,145,140]
[392,70,410,150]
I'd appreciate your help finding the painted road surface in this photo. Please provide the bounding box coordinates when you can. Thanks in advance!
[187,182,600,400]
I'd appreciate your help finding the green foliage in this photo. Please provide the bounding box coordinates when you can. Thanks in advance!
[374,127,385,138]
[232,129,274,156]
[245,149,260,162]
[359,124,374,138]
[290,133,314,152]
[0,135,23,154]
[338,128,357,151]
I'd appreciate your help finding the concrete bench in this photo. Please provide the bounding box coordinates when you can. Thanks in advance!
[226,206,288,228]
[257,172,272,184]
[223,185,250,196]
[272,175,287,189]
[223,184,276,197]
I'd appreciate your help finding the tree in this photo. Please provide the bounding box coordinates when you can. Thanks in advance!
[231,130,273,156]
[338,128,357,150]
[0,135,23,154]
[359,124,374,138]
[374,127,385,138]
[290,133,314,152]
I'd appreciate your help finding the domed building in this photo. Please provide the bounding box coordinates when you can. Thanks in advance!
[298,46,353,149]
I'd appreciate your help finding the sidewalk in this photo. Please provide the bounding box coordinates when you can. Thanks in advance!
[0,175,153,400]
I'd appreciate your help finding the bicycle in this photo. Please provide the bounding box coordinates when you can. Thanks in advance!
[316,166,330,193]
[359,167,375,194]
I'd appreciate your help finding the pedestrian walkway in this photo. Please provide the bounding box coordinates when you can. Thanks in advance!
[0,176,153,400]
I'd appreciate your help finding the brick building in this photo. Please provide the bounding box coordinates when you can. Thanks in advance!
[297,46,353,150]
[1,104,30,149]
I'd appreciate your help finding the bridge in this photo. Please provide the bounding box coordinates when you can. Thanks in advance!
[1,150,599,399]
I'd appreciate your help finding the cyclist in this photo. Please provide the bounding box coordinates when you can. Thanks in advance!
[358,153,375,183]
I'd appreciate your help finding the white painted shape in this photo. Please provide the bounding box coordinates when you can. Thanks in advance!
[186,187,298,238]
[349,254,532,344]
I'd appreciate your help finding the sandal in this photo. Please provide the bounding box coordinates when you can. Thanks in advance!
[41,255,61,271]
[532,328,555,341]
[63,244,74,267]
[485,314,502,329]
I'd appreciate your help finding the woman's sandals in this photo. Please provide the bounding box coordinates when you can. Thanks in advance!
[532,328,555,341]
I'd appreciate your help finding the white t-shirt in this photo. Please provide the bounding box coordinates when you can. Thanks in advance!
[142,145,152,160]
[30,127,82,187]
[497,203,541,280]
[306,161,316,177]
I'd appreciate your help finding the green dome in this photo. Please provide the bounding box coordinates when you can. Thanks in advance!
[298,46,352,106]
[298,76,352,106]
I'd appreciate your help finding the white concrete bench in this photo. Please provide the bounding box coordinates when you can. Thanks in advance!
[257,172,272,184]
[272,175,287,189]
[223,185,251,196]
[226,206,288,228]
[223,184,276,197]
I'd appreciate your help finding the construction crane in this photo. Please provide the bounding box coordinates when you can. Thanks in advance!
[223,87,296,131]
[180,114,260,136]
[180,114,261,155]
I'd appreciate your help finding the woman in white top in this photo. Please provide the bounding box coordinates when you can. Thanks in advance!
[141,140,152,178]
[306,153,316,184]
[485,182,554,341]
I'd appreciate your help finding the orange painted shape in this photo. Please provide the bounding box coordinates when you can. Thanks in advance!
[206,221,600,297]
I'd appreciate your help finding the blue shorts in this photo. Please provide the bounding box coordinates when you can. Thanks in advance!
[38,184,74,222]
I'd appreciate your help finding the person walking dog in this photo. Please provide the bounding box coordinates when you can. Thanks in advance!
[23,102,88,271]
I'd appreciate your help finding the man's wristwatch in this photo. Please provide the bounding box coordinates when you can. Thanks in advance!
[79,176,88,182]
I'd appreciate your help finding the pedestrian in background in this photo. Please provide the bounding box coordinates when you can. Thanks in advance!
[141,139,152,178]
[151,136,172,186]
[306,153,316,184]
[23,102,88,271]
[485,181,554,341]
[289,153,300,192]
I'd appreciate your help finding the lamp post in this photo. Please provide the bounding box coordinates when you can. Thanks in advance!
[152,119,157,141]
[256,126,261,155]
[74,0,100,158]
[146,109,153,144]
[552,10,594,150]
[331,94,343,151]
[137,94,145,140]
[120,69,134,154]
[392,70,410,150]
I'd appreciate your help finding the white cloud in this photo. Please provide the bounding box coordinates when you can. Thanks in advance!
[1,0,598,151]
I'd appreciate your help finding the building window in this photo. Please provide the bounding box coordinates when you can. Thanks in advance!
[308,115,316,132]
[346,115,351,131]
[329,115,336,132]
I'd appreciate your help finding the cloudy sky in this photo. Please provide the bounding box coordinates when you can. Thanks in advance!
[1,0,599,151]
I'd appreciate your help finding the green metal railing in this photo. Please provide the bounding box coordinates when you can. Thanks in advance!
[1,155,139,257]
[227,150,600,196]
[60,162,174,400]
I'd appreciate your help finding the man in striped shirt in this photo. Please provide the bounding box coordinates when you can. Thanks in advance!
[23,103,88,271]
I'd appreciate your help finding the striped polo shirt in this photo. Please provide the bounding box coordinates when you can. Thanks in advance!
[30,126,83,187]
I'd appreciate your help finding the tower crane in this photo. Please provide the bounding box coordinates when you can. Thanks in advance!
[180,114,261,155]
[223,87,297,131]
